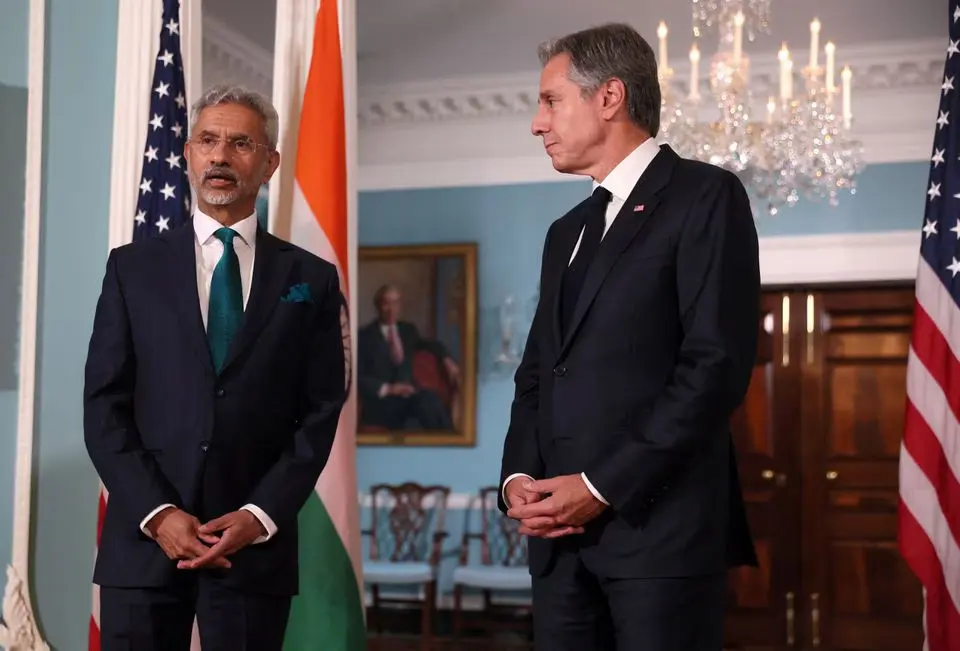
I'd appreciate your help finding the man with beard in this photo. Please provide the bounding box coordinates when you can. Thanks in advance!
[83,84,347,650]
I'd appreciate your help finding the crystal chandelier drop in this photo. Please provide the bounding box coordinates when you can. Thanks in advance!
[657,0,866,215]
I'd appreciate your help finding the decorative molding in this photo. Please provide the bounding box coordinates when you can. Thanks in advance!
[355,38,942,126]
[758,230,919,285]
[202,15,272,97]
[2,0,49,647]
[200,20,941,188]
[0,568,49,651]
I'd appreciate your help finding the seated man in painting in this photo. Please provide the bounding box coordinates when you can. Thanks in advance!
[358,283,460,431]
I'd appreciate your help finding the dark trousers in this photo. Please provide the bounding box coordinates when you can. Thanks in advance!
[100,575,291,651]
[531,546,727,651]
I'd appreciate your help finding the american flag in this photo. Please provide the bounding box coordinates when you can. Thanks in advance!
[898,2,960,649]
[133,0,192,242]
[89,1,192,648]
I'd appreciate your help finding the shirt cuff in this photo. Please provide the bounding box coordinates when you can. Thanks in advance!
[241,504,278,543]
[139,503,176,537]
[501,473,534,508]
[581,472,609,505]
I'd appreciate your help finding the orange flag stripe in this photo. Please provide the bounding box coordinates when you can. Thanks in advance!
[295,0,349,290]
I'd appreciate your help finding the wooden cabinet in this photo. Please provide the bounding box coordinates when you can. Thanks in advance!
[723,285,924,651]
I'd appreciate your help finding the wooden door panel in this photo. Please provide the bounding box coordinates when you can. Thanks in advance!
[804,287,923,651]
[724,292,800,651]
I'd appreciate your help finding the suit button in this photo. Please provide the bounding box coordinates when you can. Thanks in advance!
[553,365,567,377]
[200,441,209,452]
[215,387,225,397]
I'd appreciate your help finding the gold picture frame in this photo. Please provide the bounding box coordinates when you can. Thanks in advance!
[356,243,477,446]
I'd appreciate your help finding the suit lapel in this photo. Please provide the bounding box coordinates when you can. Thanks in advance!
[558,146,679,359]
[548,212,589,351]
[219,229,294,374]
[168,224,216,376]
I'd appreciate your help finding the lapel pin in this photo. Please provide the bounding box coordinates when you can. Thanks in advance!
[634,204,645,212]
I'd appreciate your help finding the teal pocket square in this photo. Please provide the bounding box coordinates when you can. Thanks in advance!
[281,282,313,304]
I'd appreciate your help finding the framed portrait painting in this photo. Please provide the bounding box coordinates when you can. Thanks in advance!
[356,243,477,446]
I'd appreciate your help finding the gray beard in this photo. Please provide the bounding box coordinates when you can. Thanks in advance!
[198,186,242,205]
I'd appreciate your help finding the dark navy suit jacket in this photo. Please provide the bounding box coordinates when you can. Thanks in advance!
[83,222,346,595]
[499,145,760,579]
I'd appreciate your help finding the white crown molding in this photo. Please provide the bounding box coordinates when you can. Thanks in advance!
[355,38,942,126]
[202,14,273,96]
[354,40,941,190]
[200,20,942,187]
[2,0,49,647]
[758,230,919,285]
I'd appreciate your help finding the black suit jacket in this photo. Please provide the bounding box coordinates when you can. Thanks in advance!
[83,222,346,595]
[499,145,760,579]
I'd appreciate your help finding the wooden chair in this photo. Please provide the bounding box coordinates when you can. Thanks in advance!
[361,482,450,651]
[451,486,532,646]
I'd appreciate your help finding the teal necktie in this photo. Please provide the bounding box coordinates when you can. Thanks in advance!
[207,227,244,372]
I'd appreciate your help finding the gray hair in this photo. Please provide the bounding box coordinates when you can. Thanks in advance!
[189,84,280,149]
[538,23,661,137]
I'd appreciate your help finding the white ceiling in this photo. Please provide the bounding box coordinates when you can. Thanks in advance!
[204,0,943,85]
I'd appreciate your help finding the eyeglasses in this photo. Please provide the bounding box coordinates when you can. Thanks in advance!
[190,134,271,156]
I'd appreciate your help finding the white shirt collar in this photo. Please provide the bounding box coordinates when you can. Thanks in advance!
[593,137,662,202]
[193,209,259,247]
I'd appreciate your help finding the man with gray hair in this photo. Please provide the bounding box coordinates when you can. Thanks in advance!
[84,83,347,649]
[499,23,760,650]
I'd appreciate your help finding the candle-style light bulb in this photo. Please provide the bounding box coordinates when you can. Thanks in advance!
[824,42,836,93]
[809,18,821,69]
[689,43,700,100]
[657,21,668,69]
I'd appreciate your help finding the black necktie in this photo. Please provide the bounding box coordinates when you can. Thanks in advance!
[560,186,612,338]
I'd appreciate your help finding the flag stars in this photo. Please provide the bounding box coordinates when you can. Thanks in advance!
[928,181,942,201]
[154,81,170,99]
[165,153,182,169]
[150,113,164,131]
[937,110,950,130]
[952,219,960,239]
[171,122,184,138]
[933,148,946,167]
[955,6,960,23]
[160,183,177,200]
[175,93,185,109]
[135,210,147,226]
[949,257,960,278]
[156,216,171,232]
[140,178,152,195]
[165,20,179,36]
[158,50,174,67]
[923,219,938,238]
[944,76,955,96]
[950,39,960,58]
[144,146,159,162]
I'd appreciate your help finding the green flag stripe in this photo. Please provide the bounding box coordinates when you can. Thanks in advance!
[283,491,366,651]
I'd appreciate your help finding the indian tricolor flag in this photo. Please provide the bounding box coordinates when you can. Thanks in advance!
[282,0,365,648]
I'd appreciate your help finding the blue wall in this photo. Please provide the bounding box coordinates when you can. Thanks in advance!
[0,0,30,625]
[31,0,118,647]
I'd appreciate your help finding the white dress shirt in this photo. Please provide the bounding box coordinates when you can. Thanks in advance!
[502,137,662,508]
[139,209,278,544]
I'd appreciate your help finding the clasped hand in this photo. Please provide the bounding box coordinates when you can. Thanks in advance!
[505,474,606,539]
[146,508,266,570]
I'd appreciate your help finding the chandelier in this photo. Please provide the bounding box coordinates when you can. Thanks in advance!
[657,0,865,215]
